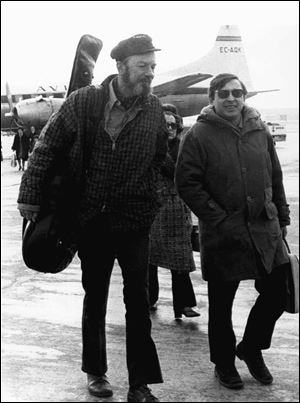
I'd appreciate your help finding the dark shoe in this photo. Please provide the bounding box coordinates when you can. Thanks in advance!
[87,374,113,397]
[182,307,201,317]
[175,307,201,319]
[215,365,244,389]
[236,342,273,384]
[127,384,159,402]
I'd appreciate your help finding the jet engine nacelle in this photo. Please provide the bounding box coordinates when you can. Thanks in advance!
[13,96,64,130]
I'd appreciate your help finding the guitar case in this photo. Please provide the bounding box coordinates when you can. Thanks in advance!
[67,34,103,97]
[22,34,103,274]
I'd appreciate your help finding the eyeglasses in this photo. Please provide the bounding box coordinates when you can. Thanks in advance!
[216,89,244,99]
[166,122,177,130]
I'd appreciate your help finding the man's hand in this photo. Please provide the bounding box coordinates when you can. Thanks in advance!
[18,203,40,222]
[19,209,39,223]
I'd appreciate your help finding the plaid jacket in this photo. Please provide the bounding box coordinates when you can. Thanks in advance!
[18,75,168,231]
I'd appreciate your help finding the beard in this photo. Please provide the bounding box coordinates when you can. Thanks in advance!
[122,68,152,96]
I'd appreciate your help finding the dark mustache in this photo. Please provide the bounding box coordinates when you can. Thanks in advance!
[140,77,152,85]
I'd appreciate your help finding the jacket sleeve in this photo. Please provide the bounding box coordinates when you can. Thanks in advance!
[17,91,80,206]
[152,107,168,177]
[175,126,227,226]
[161,153,175,180]
[161,138,179,180]
[11,135,17,151]
[266,131,290,226]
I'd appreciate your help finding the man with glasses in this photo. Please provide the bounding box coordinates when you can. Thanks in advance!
[176,73,290,390]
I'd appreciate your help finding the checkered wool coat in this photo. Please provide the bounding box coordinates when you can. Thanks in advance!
[17,75,168,231]
[149,138,196,272]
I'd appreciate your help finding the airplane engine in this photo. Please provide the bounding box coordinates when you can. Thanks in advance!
[12,97,64,130]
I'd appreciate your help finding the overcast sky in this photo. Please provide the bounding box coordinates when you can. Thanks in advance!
[1,1,299,109]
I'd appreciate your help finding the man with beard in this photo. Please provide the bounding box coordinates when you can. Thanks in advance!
[17,34,167,402]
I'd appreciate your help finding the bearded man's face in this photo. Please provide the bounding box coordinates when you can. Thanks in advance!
[119,53,156,96]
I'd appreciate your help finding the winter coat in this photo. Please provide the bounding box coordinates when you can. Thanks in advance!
[175,105,290,282]
[12,133,31,161]
[149,137,196,272]
[18,75,168,231]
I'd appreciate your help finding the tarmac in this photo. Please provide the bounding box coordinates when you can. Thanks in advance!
[1,130,299,402]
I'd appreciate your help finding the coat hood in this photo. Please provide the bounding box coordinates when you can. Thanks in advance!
[197,104,266,134]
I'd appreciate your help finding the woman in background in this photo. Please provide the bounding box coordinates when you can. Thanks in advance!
[149,104,200,319]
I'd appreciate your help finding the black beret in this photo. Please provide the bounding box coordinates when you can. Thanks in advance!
[111,34,161,61]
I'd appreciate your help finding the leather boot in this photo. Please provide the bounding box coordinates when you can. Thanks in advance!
[236,341,273,384]
[87,373,113,397]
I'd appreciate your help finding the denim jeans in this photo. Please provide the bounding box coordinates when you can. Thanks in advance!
[78,214,163,387]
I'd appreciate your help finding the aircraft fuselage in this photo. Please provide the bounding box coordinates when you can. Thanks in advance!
[159,93,209,117]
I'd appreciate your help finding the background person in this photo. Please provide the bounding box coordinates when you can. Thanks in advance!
[29,125,39,154]
[17,34,167,402]
[11,127,30,171]
[176,73,290,390]
[149,104,200,320]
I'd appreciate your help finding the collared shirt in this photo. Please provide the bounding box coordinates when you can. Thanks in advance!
[104,79,142,143]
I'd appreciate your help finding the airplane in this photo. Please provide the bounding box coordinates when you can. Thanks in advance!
[1,25,278,134]
[153,24,279,117]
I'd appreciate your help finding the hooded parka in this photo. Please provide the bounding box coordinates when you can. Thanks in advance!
[175,105,290,282]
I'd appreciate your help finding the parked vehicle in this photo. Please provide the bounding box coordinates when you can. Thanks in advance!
[265,121,287,144]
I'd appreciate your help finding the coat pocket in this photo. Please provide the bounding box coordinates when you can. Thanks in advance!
[264,187,278,219]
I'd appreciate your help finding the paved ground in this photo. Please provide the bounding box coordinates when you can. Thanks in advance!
[1,127,299,402]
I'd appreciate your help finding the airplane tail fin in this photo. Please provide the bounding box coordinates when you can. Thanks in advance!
[161,25,254,91]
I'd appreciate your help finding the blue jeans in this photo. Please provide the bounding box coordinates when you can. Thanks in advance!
[78,214,163,388]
